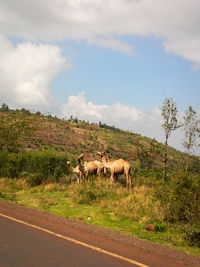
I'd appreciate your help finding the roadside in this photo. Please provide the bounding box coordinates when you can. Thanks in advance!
[0,201,200,267]
[0,178,200,257]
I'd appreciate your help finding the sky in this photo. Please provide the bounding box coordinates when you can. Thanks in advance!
[0,0,200,154]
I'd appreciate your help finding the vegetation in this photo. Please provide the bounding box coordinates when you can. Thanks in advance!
[0,103,200,254]
[183,106,200,171]
[0,150,70,185]
[0,110,31,152]
[161,98,180,179]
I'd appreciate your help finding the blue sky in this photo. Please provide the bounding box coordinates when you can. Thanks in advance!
[52,36,200,111]
[0,0,200,154]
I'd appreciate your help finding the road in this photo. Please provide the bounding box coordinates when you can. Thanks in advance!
[0,201,199,267]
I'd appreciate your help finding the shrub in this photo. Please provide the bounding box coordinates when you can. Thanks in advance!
[27,173,43,186]
[158,173,200,224]
[6,153,19,178]
[183,227,200,248]
[0,191,4,199]
[0,150,70,184]
[155,221,165,232]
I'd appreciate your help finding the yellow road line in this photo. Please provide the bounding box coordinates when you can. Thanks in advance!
[0,212,148,267]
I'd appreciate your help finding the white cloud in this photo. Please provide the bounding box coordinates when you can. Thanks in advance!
[1,0,200,61]
[0,36,72,109]
[61,91,143,125]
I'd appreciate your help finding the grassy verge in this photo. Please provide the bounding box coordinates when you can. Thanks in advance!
[0,177,199,256]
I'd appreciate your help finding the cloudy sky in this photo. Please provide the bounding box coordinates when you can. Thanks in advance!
[0,0,200,153]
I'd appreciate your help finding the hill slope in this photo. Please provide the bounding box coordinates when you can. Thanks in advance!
[1,109,199,173]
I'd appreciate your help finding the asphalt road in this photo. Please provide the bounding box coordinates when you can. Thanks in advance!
[0,215,138,267]
[0,201,199,267]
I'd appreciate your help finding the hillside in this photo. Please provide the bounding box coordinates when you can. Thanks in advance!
[1,108,199,174]
[1,108,200,253]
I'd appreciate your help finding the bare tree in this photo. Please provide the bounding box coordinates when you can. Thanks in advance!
[183,106,200,171]
[161,97,180,179]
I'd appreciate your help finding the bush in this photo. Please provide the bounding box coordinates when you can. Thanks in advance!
[0,150,70,184]
[27,173,43,186]
[183,227,200,248]
[155,221,165,232]
[158,173,200,224]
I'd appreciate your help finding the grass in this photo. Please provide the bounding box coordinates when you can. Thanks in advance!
[0,177,199,256]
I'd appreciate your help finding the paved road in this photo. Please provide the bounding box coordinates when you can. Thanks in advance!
[0,215,137,267]
[0,201,199,267]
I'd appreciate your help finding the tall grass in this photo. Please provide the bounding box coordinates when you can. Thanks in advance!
[67,180,164,225]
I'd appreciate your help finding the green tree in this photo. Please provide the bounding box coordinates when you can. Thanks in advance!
[161,97,180,179]
[136,139,160,170]
[183,106,200,171]
[0,103,10,112]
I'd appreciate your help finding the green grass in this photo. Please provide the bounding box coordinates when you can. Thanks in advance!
[0,178,199,256]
